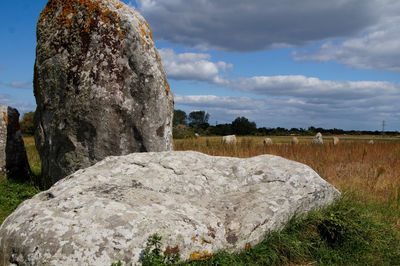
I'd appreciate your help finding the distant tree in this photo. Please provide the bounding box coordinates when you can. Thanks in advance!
[173,109,187,126]
[289,128,301,135]
[231,116,257,135]
[173,124,195,139]
[272,127,289,136]
[20,111,35,135]
[308,126,317,135]
[188,111,210,129]
[210,123,232,136]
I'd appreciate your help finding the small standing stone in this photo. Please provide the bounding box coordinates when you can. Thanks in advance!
[312,132,323,145]
[263,138,273,146]
[0,105,30,181]
[333,137,340,145]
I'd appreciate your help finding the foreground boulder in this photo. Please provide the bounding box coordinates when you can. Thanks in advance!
[0,151,340,265]
[34,0,173,185]
[0,106,30,181]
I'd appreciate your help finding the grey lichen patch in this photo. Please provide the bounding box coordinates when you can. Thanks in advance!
[226,232,238,245]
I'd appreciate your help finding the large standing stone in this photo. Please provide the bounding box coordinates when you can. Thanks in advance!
[0,151,340,265]
[0,106,30,182]
[34,0,174,185]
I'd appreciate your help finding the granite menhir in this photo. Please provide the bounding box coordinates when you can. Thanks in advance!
[34,0,174,186]
[0,105,30,182]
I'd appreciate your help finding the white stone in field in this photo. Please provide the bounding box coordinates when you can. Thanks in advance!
[222,135,237,144]
[312,132,323,145]
[0,151,340,265]
[263,138,273,146]
[333,137,340,145]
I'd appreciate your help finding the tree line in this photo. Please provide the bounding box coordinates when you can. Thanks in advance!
[18,110,399,138]
[173,109,399,138]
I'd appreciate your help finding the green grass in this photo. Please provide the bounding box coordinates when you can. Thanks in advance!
[0,175,39,224]
[0,136,41,224]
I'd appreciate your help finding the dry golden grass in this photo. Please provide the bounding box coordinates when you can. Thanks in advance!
[174,136,400,204]
[20,135,400,204]
[23,136,41,175]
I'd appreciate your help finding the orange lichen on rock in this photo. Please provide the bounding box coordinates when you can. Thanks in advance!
[38,0,58,24]
[189,251,213,261]
[138,20,154,49]
[2,112,8,125]
[164,245,180,256]
[164,79,171,96]
[39,0,124,38]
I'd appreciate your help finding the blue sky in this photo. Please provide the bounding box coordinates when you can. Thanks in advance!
[1,0,400,130]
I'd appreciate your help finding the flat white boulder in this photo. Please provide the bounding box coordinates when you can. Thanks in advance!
[0,151,340,265]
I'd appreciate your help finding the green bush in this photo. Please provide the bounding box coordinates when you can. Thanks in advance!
[173,125,195,139]
[20,111,35,136]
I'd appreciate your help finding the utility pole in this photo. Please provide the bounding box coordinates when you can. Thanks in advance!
[382,120,386,136]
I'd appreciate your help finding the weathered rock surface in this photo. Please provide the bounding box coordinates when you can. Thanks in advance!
[34,0,173,185]
[0,106,30,181]
[0,151,340,265]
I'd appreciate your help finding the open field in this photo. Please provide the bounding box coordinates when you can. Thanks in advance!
[1,135,400,265]
[175,135,400,204]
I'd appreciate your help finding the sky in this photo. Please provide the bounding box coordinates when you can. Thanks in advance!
[1,1,400,131]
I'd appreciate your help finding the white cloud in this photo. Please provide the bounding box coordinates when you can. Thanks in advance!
[229,75,399,100]
[175,94,400,130]
[162,50,399,102]
[0,94,35,114]
[175,95,264,111]
[0,80,32,89]
[294,1,400,71]
[159,49,231,83]
[136,1,400,72]
[0,94,10,104]
[166,50,400,130]
[137,0,379,51]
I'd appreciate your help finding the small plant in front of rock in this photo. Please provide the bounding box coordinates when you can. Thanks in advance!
[111,260,123,266]
[141,234,181,266]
